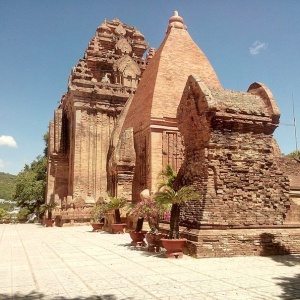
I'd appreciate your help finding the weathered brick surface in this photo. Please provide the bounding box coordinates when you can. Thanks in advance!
[180,131,290,227]
[46,19,148,213]
[182,228,300,258]
[276,157,300,224]
[173,75,300,256]
[120,12,221,199]
[177,76,291,228]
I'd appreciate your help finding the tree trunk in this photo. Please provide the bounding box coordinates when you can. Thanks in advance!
[115,209,121,224]
[48,210,52,220]
[169,203,180,239]
[135,217,144,232]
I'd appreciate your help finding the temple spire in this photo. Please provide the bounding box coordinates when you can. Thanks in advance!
[167,10,187,33]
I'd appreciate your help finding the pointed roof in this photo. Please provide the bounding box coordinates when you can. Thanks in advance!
[122,11,222,132]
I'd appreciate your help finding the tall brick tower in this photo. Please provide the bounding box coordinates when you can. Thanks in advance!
[110,11,222,200]
[46,19,148,210]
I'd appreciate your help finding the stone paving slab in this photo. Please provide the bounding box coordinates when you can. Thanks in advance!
[0,224,300,300]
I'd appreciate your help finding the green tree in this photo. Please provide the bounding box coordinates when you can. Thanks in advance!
[13,155,47,216]
[0,201,15,212]
[0,172,17,200]
[0,208,9,220]
[17,207,30,222]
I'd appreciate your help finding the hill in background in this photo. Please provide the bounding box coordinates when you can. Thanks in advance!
[0,172,16,200]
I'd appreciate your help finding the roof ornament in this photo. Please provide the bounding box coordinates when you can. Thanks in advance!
[167,10,187,34]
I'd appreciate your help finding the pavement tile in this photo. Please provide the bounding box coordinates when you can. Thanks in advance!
[1,224,300,300]
[208,290,266,300]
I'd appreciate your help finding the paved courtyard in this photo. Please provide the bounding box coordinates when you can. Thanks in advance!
[0,224,299,300]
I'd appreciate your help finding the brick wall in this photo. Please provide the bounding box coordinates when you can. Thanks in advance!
[180,131,290,228]
[182,228,300,258]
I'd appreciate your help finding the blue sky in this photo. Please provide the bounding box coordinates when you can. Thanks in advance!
[0,0,299,175]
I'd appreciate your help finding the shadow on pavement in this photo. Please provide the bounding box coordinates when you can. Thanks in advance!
[270,254,300,300]
[274,273,300,300]
[260,232,300,300]
[118,242,166,258]
[0,292,121,300]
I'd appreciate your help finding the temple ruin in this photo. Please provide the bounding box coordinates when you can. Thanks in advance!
[46,18,148,224]
[46,12,300,256]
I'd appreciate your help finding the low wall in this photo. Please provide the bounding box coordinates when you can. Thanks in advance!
[180,227,300,258]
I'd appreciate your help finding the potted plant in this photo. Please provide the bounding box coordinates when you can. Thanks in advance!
[90,201,107,232]
[40,201,58,227]
[153,165,201,258]
[106,197,127,233]
[129,194,169,248]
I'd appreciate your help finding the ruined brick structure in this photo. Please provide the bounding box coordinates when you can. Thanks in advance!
[111,12,222,201]
[46,12,300,257]
[174,75,300,257]
[177,77,290,227]
[46,19,148,224]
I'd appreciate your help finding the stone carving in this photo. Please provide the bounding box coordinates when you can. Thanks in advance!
[115,128,136,165]
[114,23,126,36]
[73,196,85,208]
[46,18,148,225]
[115,37,132,55]
[101,73,111,83]
[114,55,141,88]
[146,47,156,61]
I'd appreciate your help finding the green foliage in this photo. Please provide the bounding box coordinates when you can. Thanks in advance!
[107,197,127,224]
[17,207,31,222]
[90,202,108,222]
[0,172,17,200]
[154,186,201,206]
[106,197,127,210]
[13,155,47,214]
[285,150,300,160]
[129,197,170,234]
[157,164,177,190]
[40,201,58,219]
[154,164,202,239]
[0,208,9,220]
[0,200,15,212]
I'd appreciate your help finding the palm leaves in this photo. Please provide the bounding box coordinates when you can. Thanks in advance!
[107,197,127,224]
[157,164,177,191]
[154,165,201,239]
[154,186,200,206]
[40,201,58,219]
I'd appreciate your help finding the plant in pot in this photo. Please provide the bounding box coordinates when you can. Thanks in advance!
[153,185,200,258]
[90,201,107,232]
[129,194,169,248]
[153,165,201,258]
[106,197,127,234]
[40,201,58,227]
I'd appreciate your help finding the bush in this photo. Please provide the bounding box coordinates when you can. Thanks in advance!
[17,207,30,222]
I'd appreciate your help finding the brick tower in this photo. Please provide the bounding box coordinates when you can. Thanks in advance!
[46,19,148,217]
[110,11,222,201]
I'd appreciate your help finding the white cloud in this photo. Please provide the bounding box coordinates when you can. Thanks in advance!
[0,135,17,147]
[250,41,267,55]
[0,159,4,169]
